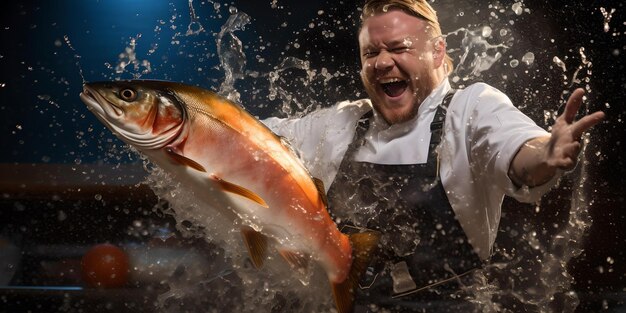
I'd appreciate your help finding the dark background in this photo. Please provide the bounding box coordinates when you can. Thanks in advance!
[0,0,624,312]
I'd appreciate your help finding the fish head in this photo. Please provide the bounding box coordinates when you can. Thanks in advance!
[80,80,186,150]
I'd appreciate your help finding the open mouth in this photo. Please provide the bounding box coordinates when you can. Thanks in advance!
[380,79,408,97]
[80,86,123,118]
[79,88,102,114]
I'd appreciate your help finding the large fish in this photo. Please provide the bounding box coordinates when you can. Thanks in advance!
[80,80,379,313]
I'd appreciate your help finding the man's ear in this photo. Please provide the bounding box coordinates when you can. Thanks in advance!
[432,37,446,67]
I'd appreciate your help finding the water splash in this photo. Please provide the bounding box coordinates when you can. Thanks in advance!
[216,8,250,102]
[268,57,329,117]
[186,0,205,36]
[469,47,595,312]
[552,47,592,98]
[105,34,152,79]
[63,35,86,84]
[568,47,591,89]
[143,163,334,313]
[123,2,607,312]
[599,7,616,33]
[447,26,512,81]
[36,94,60,109]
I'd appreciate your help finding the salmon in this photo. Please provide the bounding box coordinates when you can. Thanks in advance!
[80,80,379,313]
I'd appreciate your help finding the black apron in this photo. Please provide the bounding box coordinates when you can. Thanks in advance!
[326,91,483,312]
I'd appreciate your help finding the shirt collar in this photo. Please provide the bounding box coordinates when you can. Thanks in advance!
[420,78,451,114]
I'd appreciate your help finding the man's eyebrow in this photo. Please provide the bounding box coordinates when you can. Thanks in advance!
[362,38,406,50]
[387,37,416,47]
[361,44,380,51]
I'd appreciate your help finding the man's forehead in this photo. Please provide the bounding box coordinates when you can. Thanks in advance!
[359,10,430,44]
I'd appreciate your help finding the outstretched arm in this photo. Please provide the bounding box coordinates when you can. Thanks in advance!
[508,88,605,187]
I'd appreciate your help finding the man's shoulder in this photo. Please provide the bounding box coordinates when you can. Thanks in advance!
[457,82,506,97]
[336,98,372,113]
[454,82,512,108]
[314,98,372,124]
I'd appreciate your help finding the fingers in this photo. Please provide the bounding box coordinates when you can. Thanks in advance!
[549,88,605,171]
[562,88,585,124]
[570,111,606,138]
[560,88,605,137]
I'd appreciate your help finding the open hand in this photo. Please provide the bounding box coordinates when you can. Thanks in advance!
[546,88,605,170]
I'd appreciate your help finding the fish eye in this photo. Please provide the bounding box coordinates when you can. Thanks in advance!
[119,88,137,102]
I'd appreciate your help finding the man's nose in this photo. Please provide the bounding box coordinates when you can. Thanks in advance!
[374,50,394,71]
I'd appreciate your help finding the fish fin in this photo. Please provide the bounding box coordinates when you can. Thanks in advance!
[165,147,206,172]
[278,136,301,158]
[312,177,328,207]
[211,175,269,208]
[277,248,310,271]
[240,226,268,268]
[331,231,381,313]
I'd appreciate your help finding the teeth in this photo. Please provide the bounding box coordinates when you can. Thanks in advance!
[379,77,404,84]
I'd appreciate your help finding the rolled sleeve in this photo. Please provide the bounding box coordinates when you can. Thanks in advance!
[467,84,559,203]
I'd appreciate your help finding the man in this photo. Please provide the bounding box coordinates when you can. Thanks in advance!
[263,0,604,311]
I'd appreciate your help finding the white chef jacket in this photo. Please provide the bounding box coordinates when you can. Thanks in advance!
[262,79,561,260]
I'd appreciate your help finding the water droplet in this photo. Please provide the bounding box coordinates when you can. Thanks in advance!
[553,56,567,72]
[481,26,492,38]
[229,6,238,14]
[94,194,102,201]
[600,7,616,33]
[521,52,535,65]
[509,59,519,68]
[512,2,523,15]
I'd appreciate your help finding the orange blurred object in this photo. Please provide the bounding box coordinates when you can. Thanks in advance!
[81,243,130,288]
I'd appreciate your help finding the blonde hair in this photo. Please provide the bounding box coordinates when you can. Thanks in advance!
[361,0,454,74]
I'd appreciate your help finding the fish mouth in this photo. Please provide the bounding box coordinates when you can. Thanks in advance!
[80,85,124,119]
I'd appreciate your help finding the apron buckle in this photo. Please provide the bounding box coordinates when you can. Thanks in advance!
[390,261,417,294]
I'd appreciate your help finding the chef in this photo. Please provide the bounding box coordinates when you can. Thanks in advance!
[263,0,604,311]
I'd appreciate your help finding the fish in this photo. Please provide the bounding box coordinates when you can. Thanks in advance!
[80,80,379,313]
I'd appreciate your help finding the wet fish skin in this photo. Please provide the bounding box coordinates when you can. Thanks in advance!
[80,80,379,313]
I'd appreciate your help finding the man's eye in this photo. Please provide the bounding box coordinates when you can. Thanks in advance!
[363,51,379,57]
[391,47,409,53]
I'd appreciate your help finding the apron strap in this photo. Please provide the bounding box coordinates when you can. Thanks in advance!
[428,89,456,161]
[346,89,456,166]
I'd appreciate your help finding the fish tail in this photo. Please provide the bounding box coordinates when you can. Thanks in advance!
[331,231,380,313]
